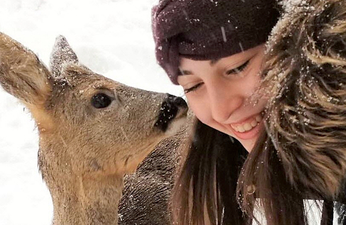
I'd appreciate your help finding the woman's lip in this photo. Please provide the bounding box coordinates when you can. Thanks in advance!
[229,112,263,126]
[227,120,264,140]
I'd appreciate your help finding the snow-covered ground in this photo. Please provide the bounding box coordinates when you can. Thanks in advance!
[0,0,182,224]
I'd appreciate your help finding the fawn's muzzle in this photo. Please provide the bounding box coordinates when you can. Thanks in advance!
[154,94,188,132]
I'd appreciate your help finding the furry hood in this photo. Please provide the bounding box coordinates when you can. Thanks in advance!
[263,0,346,199]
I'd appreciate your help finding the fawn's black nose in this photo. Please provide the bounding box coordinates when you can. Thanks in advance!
[154,94,188,132]
[166,94,188,108]
[168,94,188,108]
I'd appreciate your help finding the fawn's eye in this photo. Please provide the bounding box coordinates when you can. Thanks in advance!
[91,93,113,109]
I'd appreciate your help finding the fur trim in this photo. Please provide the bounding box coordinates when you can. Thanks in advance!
[263,0,346,198]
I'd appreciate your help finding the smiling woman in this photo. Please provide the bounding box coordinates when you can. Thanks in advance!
[152,0,346,224]
[151,0,279,224]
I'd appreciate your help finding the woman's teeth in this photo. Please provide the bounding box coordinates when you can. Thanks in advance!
[231,115,262,133]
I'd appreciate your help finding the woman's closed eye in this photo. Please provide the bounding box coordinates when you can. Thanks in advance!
[226,59,250,75]
[184,82,203,94]
[182,58,253,94]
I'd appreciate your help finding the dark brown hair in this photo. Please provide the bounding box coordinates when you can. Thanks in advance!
[171,120,248,225]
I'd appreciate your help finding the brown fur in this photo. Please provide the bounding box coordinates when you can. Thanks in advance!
[118,111,194,225]
[263,0,346,198]
[118,124,191,225]
[0,33,187,224]
[238,0,346,223]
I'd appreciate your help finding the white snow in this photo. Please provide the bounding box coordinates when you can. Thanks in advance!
[0,0,182,224]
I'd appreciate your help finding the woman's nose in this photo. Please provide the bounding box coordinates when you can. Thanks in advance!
[208,86,243,123]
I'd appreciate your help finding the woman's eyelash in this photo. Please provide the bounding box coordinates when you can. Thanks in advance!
[184,83,203,93]
[226,59,250,75]
[183,59,251,93]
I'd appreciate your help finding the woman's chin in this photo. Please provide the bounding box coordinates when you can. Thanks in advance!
[240,140,257,152]
[226,121,264,152]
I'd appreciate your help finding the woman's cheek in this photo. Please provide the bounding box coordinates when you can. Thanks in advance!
[187,98,212,124]
[188,100,229,135]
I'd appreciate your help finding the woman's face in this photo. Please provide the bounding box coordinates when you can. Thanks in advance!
[178,45,266,152]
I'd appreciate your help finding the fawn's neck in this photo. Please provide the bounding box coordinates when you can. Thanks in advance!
[51,174,124,225]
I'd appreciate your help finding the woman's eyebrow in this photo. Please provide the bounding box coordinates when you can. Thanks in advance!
[178,68,193,75]
[210,58,220,66]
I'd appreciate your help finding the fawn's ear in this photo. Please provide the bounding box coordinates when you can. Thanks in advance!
[50,35,79,79]
[0,32,52,106]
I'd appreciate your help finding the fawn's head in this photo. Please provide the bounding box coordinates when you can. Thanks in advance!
[0,33,187,184]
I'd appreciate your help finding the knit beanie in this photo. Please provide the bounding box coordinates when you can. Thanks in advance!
[152,0,280,84]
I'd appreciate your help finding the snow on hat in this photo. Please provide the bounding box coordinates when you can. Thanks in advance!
[152,0,280,84]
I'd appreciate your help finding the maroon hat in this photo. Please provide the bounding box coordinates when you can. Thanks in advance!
[152,0,280,84]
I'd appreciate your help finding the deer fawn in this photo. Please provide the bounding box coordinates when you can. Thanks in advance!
[0,32,187,224]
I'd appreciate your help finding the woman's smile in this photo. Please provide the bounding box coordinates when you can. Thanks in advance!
[226,112,264,140]
[230,113,263,133]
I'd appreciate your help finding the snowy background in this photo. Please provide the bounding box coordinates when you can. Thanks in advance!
[0,0,182,224]
[0,0,338,224]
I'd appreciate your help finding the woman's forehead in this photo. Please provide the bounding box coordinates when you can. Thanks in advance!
[179,45,264,69]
